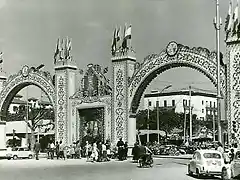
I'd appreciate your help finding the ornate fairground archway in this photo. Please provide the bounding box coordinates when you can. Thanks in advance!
[0,66,56,120]
[111,41,227,148]
[129,42,226,114]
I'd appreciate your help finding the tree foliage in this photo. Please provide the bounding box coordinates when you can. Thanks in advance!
[136,108,199,138]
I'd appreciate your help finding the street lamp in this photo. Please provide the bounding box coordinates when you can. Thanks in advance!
[156,84,172,144]
[213,0,222,143]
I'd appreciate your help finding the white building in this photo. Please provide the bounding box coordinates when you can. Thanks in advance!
[144,87,217,121]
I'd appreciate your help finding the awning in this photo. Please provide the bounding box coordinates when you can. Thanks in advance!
[6,136,20,141]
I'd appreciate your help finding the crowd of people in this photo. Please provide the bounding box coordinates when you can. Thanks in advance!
[33,138,130,162]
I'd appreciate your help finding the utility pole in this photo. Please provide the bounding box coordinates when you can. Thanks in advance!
[156,85,172,144]
[147,99,150,143]
[26,87,29,147]
[214,0,222,143]
[189,85,192,143]
[213,108,216,141]
[183,106,187,143]
[156,100,160,144]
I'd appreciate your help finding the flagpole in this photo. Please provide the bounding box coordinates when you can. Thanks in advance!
[214,0,222,144]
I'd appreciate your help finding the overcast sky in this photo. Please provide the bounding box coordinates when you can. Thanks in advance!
[0,0,230,99]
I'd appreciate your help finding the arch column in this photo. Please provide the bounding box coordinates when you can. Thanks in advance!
[54,63,77,145]
[111,53,136,147]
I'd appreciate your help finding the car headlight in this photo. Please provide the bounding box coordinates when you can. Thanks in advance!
[6,153,12,157]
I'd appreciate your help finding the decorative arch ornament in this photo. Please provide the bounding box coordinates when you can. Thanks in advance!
[128,42,226,113]
[0,66,56,118]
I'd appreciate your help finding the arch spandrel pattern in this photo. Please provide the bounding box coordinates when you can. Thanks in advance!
[0,68,56,116]
[128,43,226,113]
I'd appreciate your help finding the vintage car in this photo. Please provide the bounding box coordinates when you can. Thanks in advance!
[188,149,228,178]
[0,148,10,159]
[6,147,33,160]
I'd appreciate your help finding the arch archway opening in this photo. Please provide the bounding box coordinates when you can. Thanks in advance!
[131,62,223,114]
[4,84,55,150]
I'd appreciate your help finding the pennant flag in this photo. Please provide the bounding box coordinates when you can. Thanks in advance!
[54,38,60,63]
[67,38,72,51]
[124,25,132,40]
[233,0,239,33]
[225,0,233,32]
[116,27,121,42]
[122,24,132,49]
[122,24,127,49]
[111,28,117,55]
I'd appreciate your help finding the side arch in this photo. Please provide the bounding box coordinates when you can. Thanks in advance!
[0,68,56,119]
[128,43,226,113]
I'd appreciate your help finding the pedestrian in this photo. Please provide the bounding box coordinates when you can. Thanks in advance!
[75,141,81,159]
[102,142,107,161]
[70,145,75,159]
[91,142,98,162]
[50,141,55,159]
[85,141,92,162]
[34,140,41,160]
[47,142,51,159]
[97,142,102,162]
[132,142,139,162]
[123,141,128,160]
[117,137,124,161]
[59,141,65,160]
[217,142,224,155]
[55,141,60,160]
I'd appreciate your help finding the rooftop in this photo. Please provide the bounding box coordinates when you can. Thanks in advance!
[145,87,216,98]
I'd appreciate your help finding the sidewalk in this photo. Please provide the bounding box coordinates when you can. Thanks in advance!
[0,158,118,168]
[153,154,192,160]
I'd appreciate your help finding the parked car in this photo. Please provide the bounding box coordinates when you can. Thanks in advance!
[188,149,229,178]
[0,148,10,159]
[7,147,33,160]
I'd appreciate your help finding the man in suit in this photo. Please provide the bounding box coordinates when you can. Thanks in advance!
[34,140,41,160]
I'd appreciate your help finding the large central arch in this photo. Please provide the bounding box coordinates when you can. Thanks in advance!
[128,43,226,113]
[0,66,56,119]
[111,42,227,148]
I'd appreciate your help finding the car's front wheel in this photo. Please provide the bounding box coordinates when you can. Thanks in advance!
[188,165,193,176]
[28,154,33,159]
[196,168,201,178]
[13,155,18,160]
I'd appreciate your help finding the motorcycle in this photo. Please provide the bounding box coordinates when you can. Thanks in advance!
[138,153,154,168]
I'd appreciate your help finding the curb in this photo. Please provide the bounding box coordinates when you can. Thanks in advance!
[153,155,192,160]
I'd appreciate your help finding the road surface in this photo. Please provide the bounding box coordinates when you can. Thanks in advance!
[0,158,222,180]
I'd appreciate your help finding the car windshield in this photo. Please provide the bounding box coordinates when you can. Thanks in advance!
[203,153,221,159]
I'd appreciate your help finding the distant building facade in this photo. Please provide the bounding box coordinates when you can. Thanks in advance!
[144,87,217,121]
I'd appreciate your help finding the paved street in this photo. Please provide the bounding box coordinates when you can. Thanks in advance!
[0,158,222,180]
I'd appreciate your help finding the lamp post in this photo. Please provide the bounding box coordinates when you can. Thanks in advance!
[156,85,172,144]
[12,129,16,147]
[213,0,222,143]
[189,85,193,143]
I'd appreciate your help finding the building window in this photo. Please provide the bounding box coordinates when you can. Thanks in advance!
[202,109,204,113]
[202,100,204,105]
[206,101,208,106]
[164,100,167,107]
[210,101,212,107]
[148,101,152,107]
[172,100,175,107]
[156,101,159,107]
[214,102,216,108]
